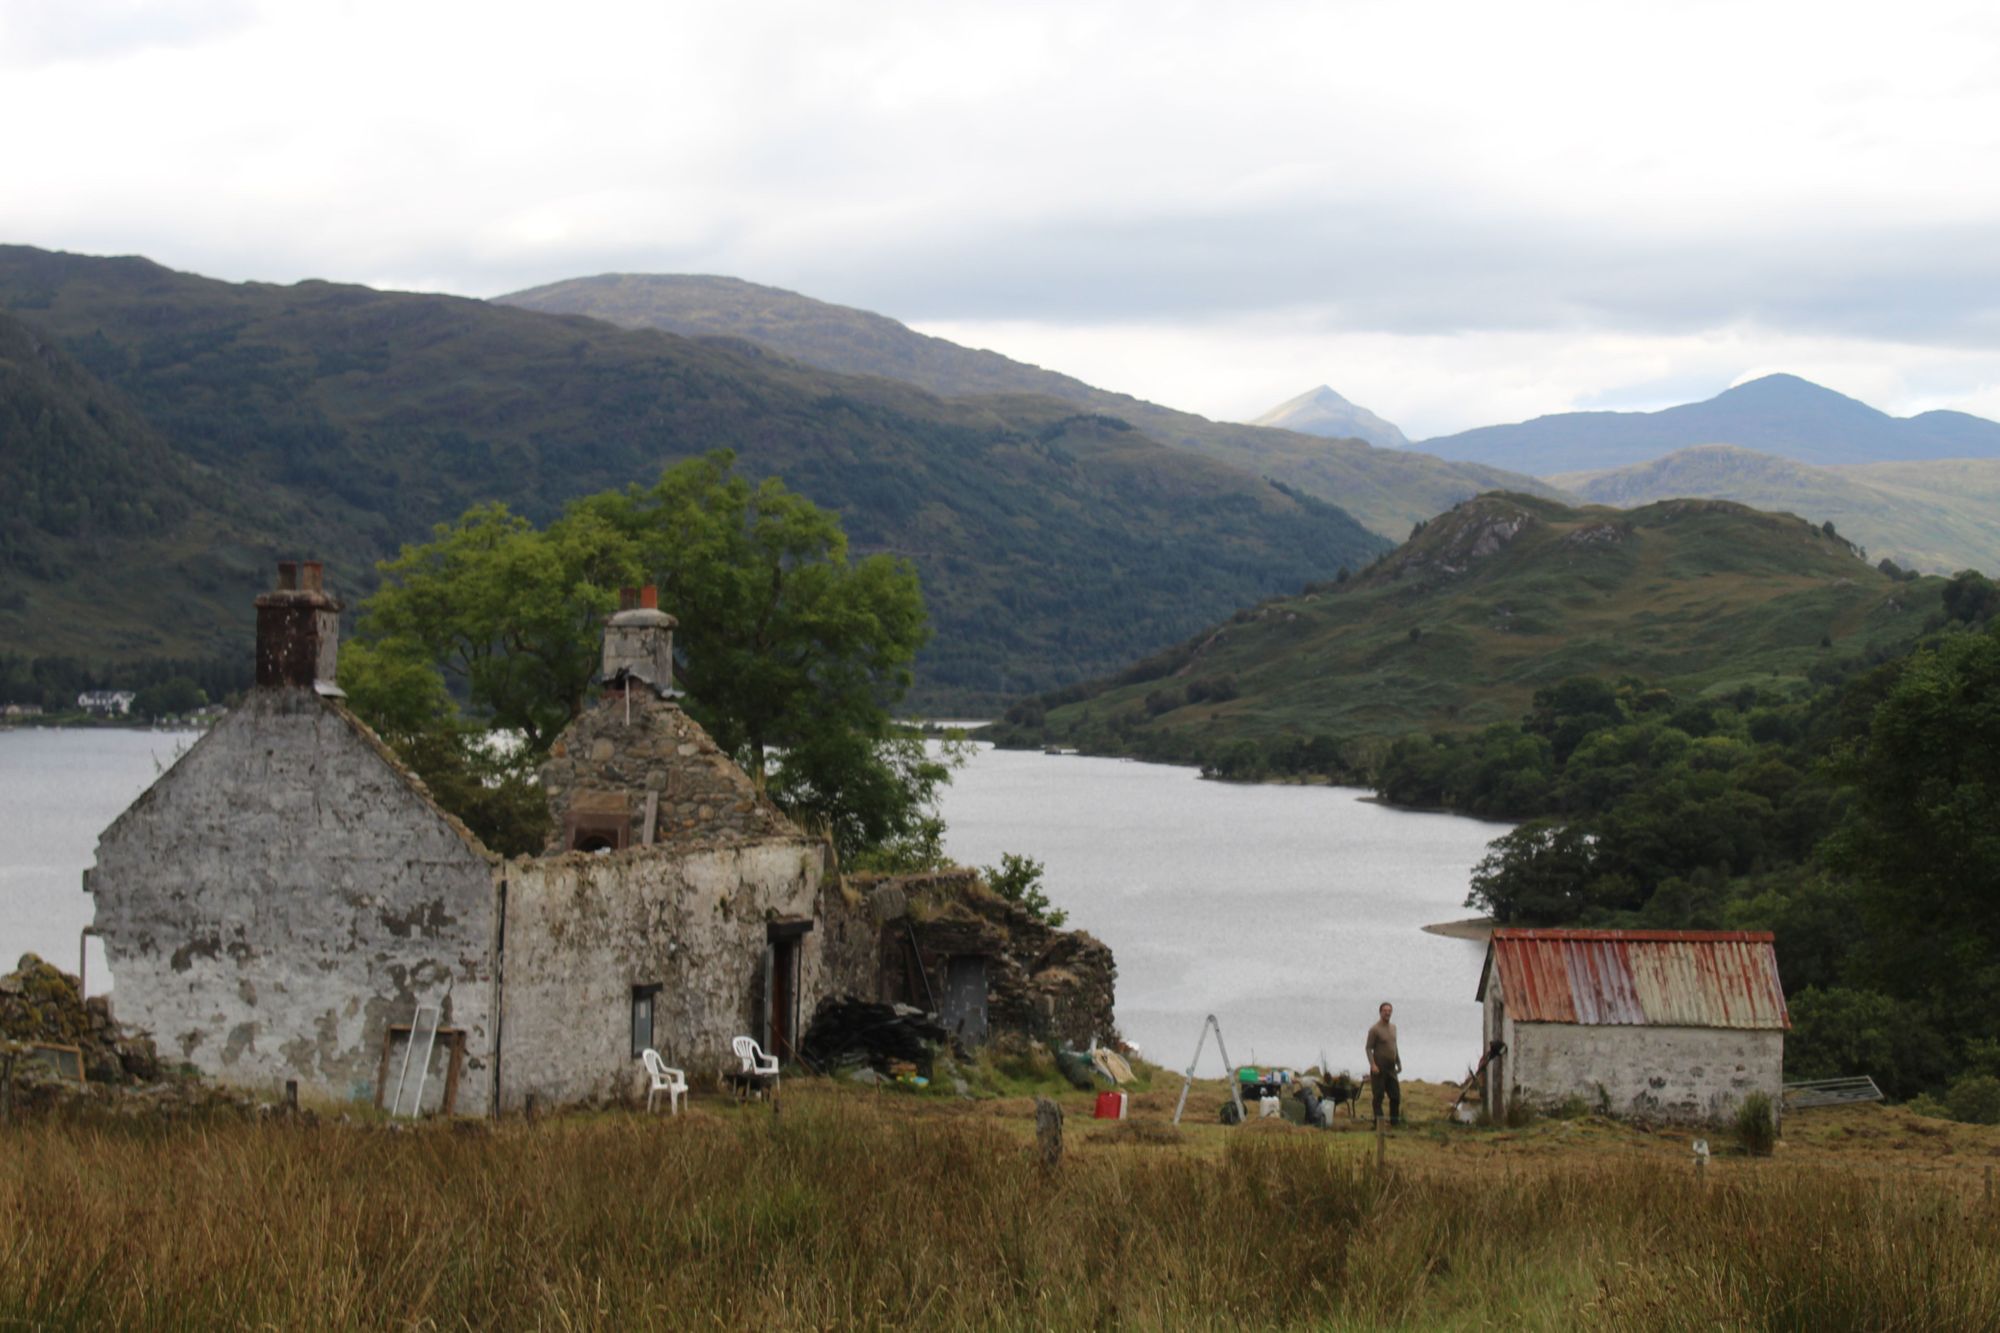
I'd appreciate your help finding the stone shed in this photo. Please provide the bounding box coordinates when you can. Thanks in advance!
[89,567,829,1114]
[1477,928,1789,1124]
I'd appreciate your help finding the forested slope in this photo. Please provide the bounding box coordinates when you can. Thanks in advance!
[0,246,1386,706]
[991,493,1936,759]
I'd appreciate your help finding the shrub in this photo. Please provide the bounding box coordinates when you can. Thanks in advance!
[1734,1091,1777,1156]
[980,852,1067,928]
[1944,1074,2000,1125]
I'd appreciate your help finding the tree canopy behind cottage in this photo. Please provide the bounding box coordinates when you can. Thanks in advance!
[341,450,942,862]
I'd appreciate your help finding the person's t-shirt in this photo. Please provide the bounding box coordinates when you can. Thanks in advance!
[1366,1019,1400,1073]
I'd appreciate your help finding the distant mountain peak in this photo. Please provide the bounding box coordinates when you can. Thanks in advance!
[1418,372,2000,473]
[1716,373,1880,413]
[1249,385,1409,449]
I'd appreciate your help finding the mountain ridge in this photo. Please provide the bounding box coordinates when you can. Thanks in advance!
[0,245,1387,706]
[1553,443,2000,575]
[1418,373,2000,474]
[494,273,1556,538]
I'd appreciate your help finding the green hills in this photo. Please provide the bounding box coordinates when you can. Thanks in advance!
[1417,373,2000,474]
[0,245,1388,707]
[998,493,1940,755]
[494,273,1555,539]
[1553,445,2000,577]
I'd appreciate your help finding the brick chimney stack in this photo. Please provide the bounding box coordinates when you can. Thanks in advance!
[254,560,343,692]
[601,584,676,697]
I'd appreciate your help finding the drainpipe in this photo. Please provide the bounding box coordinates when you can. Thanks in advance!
[78,925,98,996]
[78,868,97,996]
[490,872,508,1119]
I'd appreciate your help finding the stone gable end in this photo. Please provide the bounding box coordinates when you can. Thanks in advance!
[89,688,500,1111]
[539,689,797,852]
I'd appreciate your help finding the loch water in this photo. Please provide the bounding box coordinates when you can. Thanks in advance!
[938,746,1503,1080]
[0,731,1506,1080]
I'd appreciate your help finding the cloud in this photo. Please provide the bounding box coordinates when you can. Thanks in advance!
[0,0,254,67]
[1,0,1998,434]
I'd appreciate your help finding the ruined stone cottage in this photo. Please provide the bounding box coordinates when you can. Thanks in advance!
[89,566,826,1114]
[88,565,1121,1114]
[1477,928,1788,1123]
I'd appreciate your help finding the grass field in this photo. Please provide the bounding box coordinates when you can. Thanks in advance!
[6,1074,1997,1329]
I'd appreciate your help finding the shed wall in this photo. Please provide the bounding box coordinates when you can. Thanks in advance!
[1504,1018,1783,1122]
[498,839,823,1110]
[89,689,500,1111]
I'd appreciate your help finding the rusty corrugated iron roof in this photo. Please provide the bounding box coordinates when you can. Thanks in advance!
[1477,929,1789,1030]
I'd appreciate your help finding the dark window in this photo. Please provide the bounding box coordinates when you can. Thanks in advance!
[631,984,661,1057]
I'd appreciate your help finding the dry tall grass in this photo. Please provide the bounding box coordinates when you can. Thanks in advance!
[4,1101,1997,1329]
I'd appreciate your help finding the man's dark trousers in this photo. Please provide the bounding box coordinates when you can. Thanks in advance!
[1372,1069,1401,1125]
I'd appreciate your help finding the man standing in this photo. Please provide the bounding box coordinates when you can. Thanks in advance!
[1366,1001,1402,1126]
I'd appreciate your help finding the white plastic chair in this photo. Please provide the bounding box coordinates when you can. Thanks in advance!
[731,1036,779,1100]
[641,1048,687,1115]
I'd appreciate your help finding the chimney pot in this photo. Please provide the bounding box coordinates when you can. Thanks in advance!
[255,560,343,691]
[639,585,658,610]
[619,586,640,612]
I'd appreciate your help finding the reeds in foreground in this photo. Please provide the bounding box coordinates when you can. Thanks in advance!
[3,1101,1996,1329]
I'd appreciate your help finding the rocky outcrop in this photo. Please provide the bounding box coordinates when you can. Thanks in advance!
[1382,496,1539,580]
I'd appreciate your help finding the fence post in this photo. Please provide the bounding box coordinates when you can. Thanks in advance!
[1035,1096,1065,1172]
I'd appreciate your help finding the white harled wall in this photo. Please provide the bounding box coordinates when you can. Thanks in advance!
[497,838,824,1110]
[90,689,501,1111]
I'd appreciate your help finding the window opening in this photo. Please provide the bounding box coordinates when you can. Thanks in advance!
[631,983,662,1057]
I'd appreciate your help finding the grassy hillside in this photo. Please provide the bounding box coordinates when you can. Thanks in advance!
[1420,373,2000,473]
[0,247,1387,706]
[1554,444,2000,576]
[495,273,1556,538]
[1002,493,1939,752]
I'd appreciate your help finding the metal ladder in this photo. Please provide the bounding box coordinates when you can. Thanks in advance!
[390,1002,442,1119]
[1172,1012,1247,1127]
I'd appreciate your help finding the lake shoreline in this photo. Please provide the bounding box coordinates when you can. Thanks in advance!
[1421,917,1495,942]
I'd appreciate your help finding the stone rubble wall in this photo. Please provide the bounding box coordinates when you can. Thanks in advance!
[538,690,796,851]
[821,870,1119,1050]
[1,953,159,1084]
[88,689,501,1112]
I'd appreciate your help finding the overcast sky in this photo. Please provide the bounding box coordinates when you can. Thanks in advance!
[4,0,1998,437]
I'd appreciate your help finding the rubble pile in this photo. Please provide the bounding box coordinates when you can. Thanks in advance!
[1,953,160,1085]
[801,998,948,1076]
[824,870,1119,1050]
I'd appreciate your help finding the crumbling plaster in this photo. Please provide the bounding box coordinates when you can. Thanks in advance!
[498,838,825,1110]
[89,688,500,1111]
